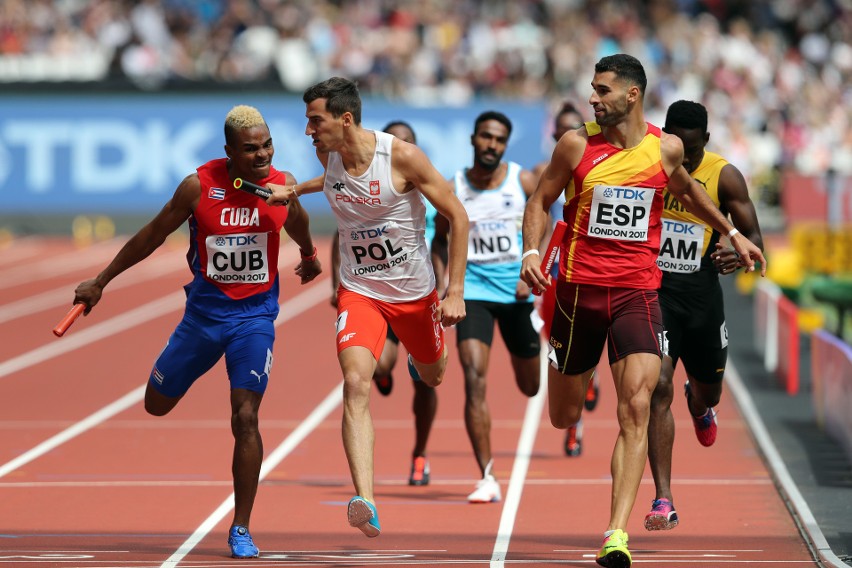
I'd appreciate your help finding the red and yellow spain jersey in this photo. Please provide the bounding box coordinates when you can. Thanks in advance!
[560,122,669,288]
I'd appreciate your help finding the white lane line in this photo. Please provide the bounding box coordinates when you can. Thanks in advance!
[159,382,344,568]
[0,291,187,380]
[0,280,329,480]
[490,345,549,567]
[0,385,147,479]
[726,362,850,568]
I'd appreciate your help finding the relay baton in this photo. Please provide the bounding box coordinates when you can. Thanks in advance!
[233,178,272,199]
[532,220,567,296]
[53,303,85,337]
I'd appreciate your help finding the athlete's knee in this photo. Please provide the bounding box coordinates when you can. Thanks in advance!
[144,384,179,416]
[650,378,674,413]
[618,391,651,429]
[343,370,372,399]
[517,370,540,398]
[463,369,487,402]
[231,404,259,436]
[512,355,541,397]
[696,382,723,408]
[550,407,581,429]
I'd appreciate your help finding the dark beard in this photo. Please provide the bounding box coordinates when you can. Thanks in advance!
[474,154,501,171]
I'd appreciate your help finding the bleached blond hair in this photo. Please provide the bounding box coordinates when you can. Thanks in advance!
[224,105,267,144]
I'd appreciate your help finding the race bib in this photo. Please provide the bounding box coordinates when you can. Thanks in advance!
[345,222,410,276]
[205,232,269,283]
[657,219,704,273]
[587,184,653,241]
[468,219,520,264]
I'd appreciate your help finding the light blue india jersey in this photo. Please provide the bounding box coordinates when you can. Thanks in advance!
[454,161,529,303]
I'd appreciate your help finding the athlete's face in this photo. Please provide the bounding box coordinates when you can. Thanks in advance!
[666,125,709,174]
[471,119,509,171]
[225,125,273,181]
[385,124,416,145]
[553,112,583,142]
[305,98,349,153]
[589,72,635,127]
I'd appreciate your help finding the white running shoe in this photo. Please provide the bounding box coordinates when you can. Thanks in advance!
[467,474,501,503]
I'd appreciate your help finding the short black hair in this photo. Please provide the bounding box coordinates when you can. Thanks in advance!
[382,120,417,143]
[474,110,512,138]
[664,100,708,134]
[303,77,362,125]
[595,54,647,95]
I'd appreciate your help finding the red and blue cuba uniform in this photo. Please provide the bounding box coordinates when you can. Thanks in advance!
[149,158,290,397]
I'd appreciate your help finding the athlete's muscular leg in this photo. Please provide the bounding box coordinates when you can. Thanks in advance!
[510,353,541,397]
[547,366,592,428]
[460,337,493,476]
[230,388,263,528]
[340,346,378,502]
[374,339,398,378]
[609,353,660,530]
[144,383,182,416]
[648,355,676,502]
[409,347,448,388]
[412,380,437,457]
[687,376,723,416]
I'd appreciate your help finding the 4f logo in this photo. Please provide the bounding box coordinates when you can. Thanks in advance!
[332,182,346,191]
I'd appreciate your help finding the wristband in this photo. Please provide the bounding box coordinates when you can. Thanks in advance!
[727,228,739,238]
[300,246,318,262]
[293,185,300,197]
[521,249,540,260]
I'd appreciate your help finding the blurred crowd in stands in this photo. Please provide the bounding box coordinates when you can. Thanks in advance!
[0,0,850,193]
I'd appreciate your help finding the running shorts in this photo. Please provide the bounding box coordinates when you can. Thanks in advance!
[149,309,275,398]
[456,300,540,358]
[548,282,664,374]
[335,287,444,364]
[659,276,727,384]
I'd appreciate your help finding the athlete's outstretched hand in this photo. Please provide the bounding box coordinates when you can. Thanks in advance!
[265,183,298,206]
[437,292,465,327]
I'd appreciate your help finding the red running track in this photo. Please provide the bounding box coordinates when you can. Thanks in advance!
[0,236,818,567]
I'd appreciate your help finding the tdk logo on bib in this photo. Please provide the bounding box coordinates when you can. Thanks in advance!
[350,226,390,240]
[215,235,259,246]
[662,219,697,234]
[603,187,646,201]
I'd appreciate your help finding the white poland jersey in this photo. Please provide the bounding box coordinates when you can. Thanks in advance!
[324,130,436,302]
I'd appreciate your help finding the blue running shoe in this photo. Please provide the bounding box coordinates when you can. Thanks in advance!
[228,525,259,558]
[347,496,381,537]
[407,354,422,382]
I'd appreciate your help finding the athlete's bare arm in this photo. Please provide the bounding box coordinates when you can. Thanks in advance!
[393,140,468,325]
[430,202,451,299]
[266,173,325,206]
[74,174,199,311]
[662,133,766,275]
[711,163,765,273]
[520,129,585,292]
[280,171,322,285]
[329,232,341,306]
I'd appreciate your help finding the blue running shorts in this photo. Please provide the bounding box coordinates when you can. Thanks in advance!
[149,309,275,398]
